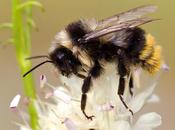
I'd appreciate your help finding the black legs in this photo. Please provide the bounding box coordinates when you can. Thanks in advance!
[81,61,102,120]
[129,75,134,96]
[80,58,134,120]
[117,57,133,115]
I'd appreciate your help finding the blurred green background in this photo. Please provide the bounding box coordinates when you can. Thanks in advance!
[0,0,174,130]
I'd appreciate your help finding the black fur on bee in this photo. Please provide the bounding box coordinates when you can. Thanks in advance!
[125,28,146,62]
[49,46,82,77]
[23,5,162,120]
[66,21,87,45]
[57,21,145,119]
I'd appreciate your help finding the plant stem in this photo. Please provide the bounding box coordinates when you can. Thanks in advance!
[12,0,38,129]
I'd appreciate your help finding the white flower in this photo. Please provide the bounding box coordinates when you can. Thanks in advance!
[12,63,162,130]
[10,94,21,109]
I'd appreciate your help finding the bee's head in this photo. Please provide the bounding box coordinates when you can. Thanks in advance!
[23,46,81,78]
[23,27,81,78]
[49,47,81,77]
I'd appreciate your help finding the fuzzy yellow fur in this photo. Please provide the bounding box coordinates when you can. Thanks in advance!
[139,34,162,74]
[146,45,162,74]
[139,34,155,60]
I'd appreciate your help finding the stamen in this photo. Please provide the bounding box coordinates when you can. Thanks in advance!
[39,74,55,89]
[39,74,47,88]
[96,102,114,111]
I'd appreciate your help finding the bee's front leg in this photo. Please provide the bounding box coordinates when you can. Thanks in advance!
[81,61,103,120]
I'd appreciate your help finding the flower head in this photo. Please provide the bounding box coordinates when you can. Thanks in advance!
[11,63,164,130]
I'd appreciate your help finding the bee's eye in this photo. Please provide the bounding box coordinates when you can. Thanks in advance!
[68,60,72,64]
[58,53,65,59]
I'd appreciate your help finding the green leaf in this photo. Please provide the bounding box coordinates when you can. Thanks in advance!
[17,1,45,12]
[0,38,14,46]
[27,18,38,31]
[0,23,13,30]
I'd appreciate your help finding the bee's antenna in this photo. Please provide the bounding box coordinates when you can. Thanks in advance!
[23,60,53,77]
[25,55,49,60]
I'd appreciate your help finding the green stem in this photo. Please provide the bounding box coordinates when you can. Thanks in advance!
[12,0,38,129]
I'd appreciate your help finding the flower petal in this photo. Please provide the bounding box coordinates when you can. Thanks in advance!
[20,126,30,130]
[60,75,82,95]
[111,120,131,130]
[10,94,21,109]
[64,118,77,130]
[134,112,162,130]
[45,91,54,99]
[53,89,71,104]
[129,83,156,113]
[162,63,170,71]
[147,94,160,103]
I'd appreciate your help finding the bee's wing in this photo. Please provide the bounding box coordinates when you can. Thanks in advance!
[98,5,157,28]
[80,17,157,42]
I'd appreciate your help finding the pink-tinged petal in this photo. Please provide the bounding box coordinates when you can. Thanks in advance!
[64,118,77,130]
[162,63,170,71]
[10,94,21,109]
[53,90,71,104]
[39,75,47,88]
[23,97,30,106]
[45,91,54,99]
[134,112,162,130]
[96,102,114,111]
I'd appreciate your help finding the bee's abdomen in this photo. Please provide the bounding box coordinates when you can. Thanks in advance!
[126,28,146,57]
[140,34,162,74]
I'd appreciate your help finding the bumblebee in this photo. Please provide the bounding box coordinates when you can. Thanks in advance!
[23,5,162,120]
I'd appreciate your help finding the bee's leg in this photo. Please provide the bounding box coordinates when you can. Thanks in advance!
[117,59,133,115]
[129,75,134,96]
[81,61,102,120]
[75,72,86,79]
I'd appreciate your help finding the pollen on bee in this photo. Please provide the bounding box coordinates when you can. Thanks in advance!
[145,45,162,74]
[139,34,156,60]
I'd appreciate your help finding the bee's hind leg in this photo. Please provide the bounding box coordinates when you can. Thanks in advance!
[117,58,133,115]
[129,75,134,96]
[81,61,103,120]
